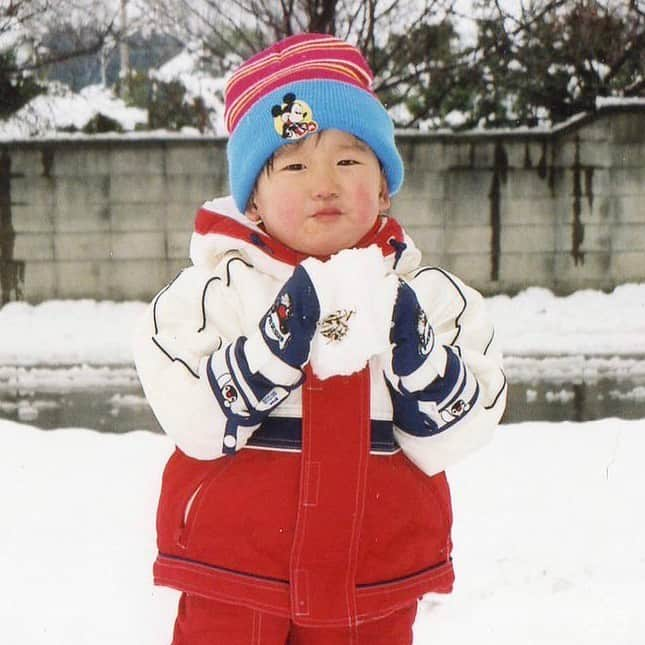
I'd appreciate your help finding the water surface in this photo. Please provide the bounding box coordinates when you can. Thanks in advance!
[1,357,644,432]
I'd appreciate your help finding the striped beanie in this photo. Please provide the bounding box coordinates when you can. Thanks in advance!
[224,33,404,212]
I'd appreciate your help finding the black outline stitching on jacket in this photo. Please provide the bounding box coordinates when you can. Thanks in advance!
[151,337,200,379]
[483,329,495,355]
[152,270,183,335]
[150,269,200,380]
[412,267,506,412]
[226,257,253,287]
[198,276,222,333]
[412,267,467,345]
[485,371,507,410]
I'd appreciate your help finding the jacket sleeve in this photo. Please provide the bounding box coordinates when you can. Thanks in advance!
[132,259,302,460]
[386,267,507,476]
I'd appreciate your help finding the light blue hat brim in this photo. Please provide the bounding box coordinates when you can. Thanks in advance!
[227,80,404,212]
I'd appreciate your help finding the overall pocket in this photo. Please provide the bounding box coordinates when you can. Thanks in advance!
[172,449,301,580]
[156,448,232,552]
[357,453,454,584]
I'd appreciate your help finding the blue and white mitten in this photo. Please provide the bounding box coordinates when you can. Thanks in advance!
[389,280,480,434]
[205,265,320,454]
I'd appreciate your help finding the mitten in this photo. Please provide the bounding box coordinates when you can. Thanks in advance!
[205,265,320,453]
[388,280,480,433]
[390,280,443,393]
[256,264,320,369]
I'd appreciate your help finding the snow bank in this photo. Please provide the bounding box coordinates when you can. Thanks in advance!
[0,44,228,141]
[1,417,642,643]
[0,300,145,365]
[487,284,645,356]
[1,284,644,367]
[0,84,147,139]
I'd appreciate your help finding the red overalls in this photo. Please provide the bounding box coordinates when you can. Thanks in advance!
[154,369,454,625]
[152,209,455,641]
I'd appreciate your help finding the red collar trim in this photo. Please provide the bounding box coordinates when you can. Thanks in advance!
[194,208,406,267]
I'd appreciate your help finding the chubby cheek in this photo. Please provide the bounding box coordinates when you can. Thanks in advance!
[263,197,305,239]
[276,194,306,226]
[352,183,382,224]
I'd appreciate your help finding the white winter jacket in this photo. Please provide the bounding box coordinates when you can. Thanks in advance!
[133,196,507,476]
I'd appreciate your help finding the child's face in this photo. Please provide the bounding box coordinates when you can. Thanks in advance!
[247,130,391,257]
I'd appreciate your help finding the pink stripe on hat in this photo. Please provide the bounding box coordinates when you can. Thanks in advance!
[224,33,375,134]
[225,32,404,212]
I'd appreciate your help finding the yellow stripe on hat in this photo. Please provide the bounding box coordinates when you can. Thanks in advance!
[225,39,372,109]
[225,37,366,94]
[226,61,372,132]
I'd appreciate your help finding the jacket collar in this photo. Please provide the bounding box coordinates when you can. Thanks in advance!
[190,195,422,279]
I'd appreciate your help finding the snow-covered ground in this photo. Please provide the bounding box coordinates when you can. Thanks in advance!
[3,284,645,421]
[1,283,644,367]
[2,284,644,643]
[489,284,645,357]
[2,417,642,644]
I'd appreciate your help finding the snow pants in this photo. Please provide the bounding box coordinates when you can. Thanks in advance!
[171,593,418,645]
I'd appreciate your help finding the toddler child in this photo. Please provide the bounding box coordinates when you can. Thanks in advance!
[134,32,507,645]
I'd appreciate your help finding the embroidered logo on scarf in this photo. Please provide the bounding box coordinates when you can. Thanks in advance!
[319,309,355,342]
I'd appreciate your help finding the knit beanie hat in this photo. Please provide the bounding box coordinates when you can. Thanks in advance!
[224,33,404,212]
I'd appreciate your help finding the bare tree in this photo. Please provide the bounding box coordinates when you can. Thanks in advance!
[1,0,118,75]
[119,0,130,97]
[466,0,645,127]
[134,0,463,129]
[5,0,642,129]
[140,0,457,70]
[1,0,164,117]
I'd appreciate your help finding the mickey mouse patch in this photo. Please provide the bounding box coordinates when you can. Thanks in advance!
[263,292,293,350]
[271,92,318,140]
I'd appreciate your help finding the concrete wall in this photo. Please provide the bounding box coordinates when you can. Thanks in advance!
[1,104,643,302]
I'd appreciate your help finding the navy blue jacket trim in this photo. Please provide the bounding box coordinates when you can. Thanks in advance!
[246,417,400,454]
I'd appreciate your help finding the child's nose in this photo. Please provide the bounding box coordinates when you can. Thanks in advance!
[310,165,340,199]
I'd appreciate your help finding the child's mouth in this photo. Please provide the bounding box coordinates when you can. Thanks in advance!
[312,208,342,218]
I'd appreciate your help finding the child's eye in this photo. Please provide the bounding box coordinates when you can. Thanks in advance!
[338,159,360,166]
[281,163,305,171]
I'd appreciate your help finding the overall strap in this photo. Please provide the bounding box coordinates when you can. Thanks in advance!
[289,365,371,627]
